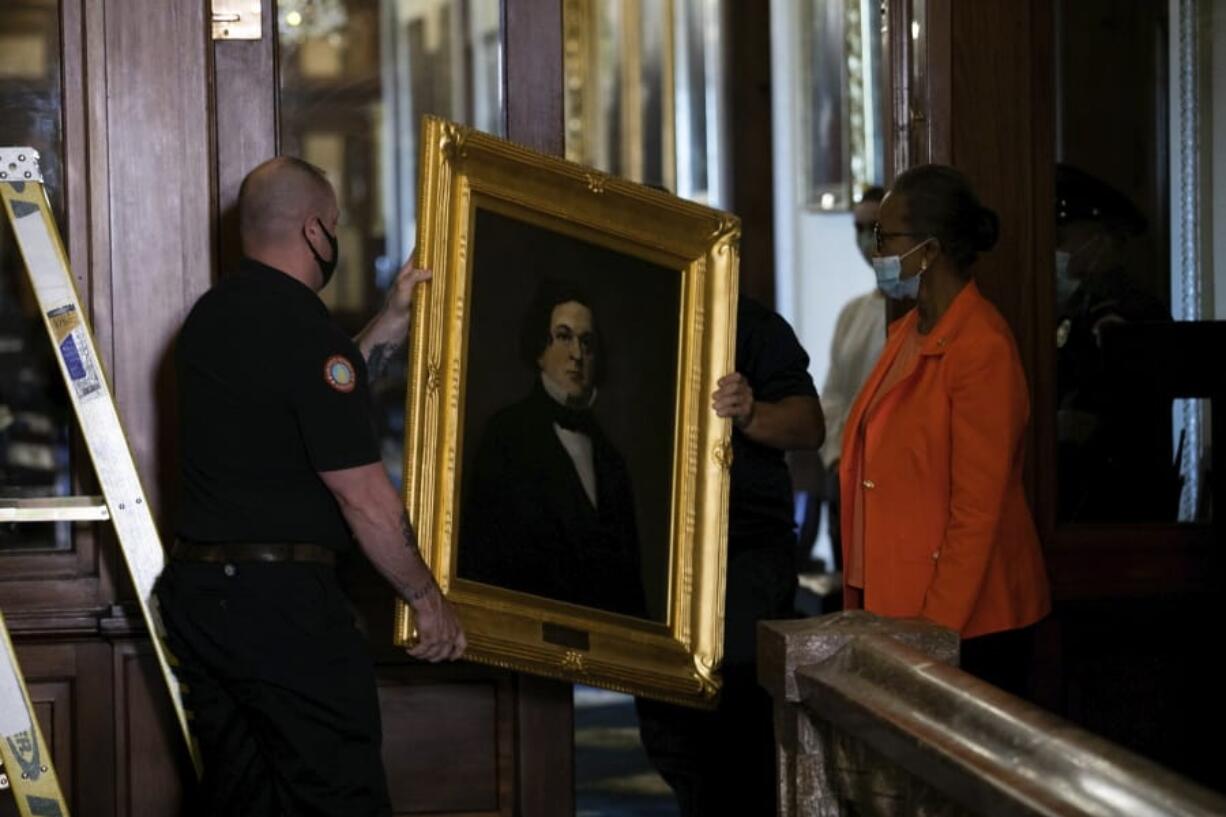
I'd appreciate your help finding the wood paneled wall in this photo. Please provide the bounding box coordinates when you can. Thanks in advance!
[726,1,776,305]
[946,0,1053,512]
[504,0,565,156]
[93,0,215,528]
[1,612,195,817]
[214,0,279,270]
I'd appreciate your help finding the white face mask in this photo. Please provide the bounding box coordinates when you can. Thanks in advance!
[1055,250,1079,304]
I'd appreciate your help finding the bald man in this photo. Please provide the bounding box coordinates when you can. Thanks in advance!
[155,157,464,816]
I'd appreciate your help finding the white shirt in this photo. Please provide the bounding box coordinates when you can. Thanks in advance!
[820,289,887,467]
[541,373,599,508]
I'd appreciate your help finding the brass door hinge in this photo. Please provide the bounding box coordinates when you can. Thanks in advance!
[212,0,261,40]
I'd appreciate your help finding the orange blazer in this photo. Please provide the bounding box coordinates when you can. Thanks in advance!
[839,282,1050,638]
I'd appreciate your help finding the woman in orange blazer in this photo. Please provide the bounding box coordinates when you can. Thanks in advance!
[840,165,1050,695]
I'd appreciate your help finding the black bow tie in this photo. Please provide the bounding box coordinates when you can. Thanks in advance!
[551,403,597,435]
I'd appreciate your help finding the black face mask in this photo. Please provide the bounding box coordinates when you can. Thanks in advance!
[305,218,339,289]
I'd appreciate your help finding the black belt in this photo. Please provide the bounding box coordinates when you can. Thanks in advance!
[171,540,336,566]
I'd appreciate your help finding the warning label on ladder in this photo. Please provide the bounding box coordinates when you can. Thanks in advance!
[45,305,102,401]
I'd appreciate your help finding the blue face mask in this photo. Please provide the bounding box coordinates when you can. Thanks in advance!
[1054,250,1079,304]
[872,238,931,300]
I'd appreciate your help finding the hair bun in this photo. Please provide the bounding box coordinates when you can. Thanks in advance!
[975,207,1000,252]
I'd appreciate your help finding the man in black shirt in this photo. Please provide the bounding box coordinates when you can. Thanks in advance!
[636,295,824,816]
[156,157,464,816]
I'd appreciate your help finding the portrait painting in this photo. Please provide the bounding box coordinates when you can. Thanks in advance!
[457,206,680,623]
[396,116,739,706]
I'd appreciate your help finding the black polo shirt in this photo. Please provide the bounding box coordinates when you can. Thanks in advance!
[176,257,380,550]
[728,296,817,552]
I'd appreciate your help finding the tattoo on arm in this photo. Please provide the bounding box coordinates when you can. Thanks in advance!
[399,515,435,602]
[366,340,405,380]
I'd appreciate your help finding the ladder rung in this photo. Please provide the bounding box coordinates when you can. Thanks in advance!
[0,495,111,522]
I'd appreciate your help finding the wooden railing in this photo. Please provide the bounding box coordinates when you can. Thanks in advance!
[758,611,1226,817]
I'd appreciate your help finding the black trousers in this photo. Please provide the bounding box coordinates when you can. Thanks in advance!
[636,544,797,817]
[156,560,391,817]
[960,623,1040,701]
[636,666,778,817]
[825,467,842,571]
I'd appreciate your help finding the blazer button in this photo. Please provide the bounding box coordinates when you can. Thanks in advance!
[932,551,940,560]
[862,479,876,489]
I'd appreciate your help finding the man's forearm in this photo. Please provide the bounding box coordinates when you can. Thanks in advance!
[740,396,826,451]
[353,507,436,598]
[355,308,410,380]
[319,462,463,660]
[328,469,436,597]
[358,259,431,380]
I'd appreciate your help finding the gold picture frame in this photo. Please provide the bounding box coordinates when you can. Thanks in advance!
[393,115,739,707]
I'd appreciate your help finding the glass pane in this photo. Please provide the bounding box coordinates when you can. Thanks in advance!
[907,0,926,163]
[563,0,727,206]
[563,0,674,188]
[1167,1,1218,525]
[638,0,668,189]
[797,0,884,211]
[1053,0,1185,524]
[277,0,503,481]
[676,0,724,205]
[1173,399,1212,522]
[0,0,72,551]
[848,0,885,200]
[799,0,848,210]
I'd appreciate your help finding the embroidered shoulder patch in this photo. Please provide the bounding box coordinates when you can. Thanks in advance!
[324,355,357,393]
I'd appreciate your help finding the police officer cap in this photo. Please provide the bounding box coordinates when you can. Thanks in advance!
[1056,164,1146,235]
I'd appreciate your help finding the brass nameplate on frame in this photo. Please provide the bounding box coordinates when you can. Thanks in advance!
[395,116,738,707]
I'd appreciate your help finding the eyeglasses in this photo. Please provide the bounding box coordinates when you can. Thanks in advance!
[873,222,928,253]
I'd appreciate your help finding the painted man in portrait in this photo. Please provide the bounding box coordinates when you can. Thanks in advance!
[458,279,647,618]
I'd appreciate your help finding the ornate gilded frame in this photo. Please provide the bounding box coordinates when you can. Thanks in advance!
[394,116,740,707]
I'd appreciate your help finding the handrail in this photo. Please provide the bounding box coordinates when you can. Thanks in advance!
[759,612,1226,817]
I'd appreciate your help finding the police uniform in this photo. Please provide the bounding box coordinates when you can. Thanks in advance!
[636,296,817,817]
[156,257,391,816]
[1055,166,1175,522]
